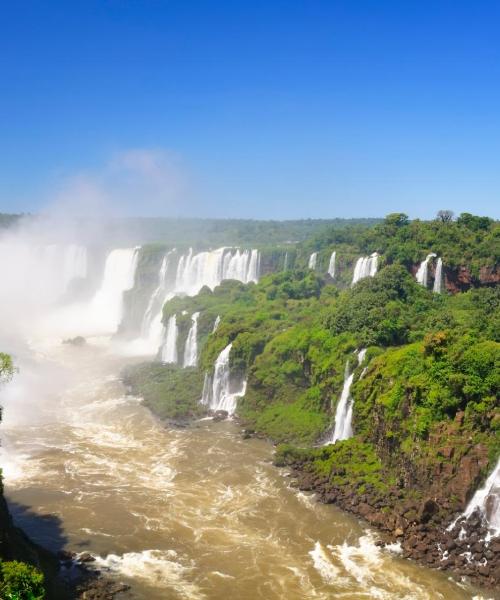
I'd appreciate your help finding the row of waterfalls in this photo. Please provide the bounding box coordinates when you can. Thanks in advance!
[308,250,444,291]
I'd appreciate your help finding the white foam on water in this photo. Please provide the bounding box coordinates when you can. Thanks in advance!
[309,541,344,585]
[308,533,456,600]
[92,549,205,599]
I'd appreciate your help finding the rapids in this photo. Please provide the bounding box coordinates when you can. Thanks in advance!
[0,341,490,600]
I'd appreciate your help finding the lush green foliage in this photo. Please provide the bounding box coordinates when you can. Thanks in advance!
[0,560,45,599]
[297,211,499,282]
[0,353,14,382]
[275,439,391,492]
[122,362,205,420]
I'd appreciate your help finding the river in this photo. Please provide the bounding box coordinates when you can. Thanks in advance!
[0,339,493,600]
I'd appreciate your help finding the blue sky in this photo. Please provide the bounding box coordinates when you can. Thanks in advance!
[1,0,499,219]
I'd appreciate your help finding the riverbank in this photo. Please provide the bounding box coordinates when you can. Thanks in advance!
[274,443,500,594]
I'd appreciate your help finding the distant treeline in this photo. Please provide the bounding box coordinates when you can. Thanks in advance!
[0,213,22,228]
[99,217,382,247]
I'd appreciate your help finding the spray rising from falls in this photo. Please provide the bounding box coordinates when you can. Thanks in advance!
[200,343,247,415]
[415,253,437,288]
[352,253,378,285]
[325,350,367,445]
[183,312,200,368]
[308,252,318,270]
[0,241,88,309]
[327,251,336,279]
[433,257,443,294]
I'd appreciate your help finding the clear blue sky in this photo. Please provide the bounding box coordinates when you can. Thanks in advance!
[1,0,499,219]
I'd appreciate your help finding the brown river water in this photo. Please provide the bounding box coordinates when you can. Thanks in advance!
[0,340,494,600]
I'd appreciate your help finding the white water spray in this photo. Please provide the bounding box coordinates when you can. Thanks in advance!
[183,312,200,368]
[327,251,336,279]
[86,248,139,334]
[133,248,260,356]
[325,350,367,445]
[200,343,246,415]
[450,458,500,538]
[415,253,437,288]
[161,315,178,364]
[352,253,378,285]
[433,257,443,294]
[308,252,318,270]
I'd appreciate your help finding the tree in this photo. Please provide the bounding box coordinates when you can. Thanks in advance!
[0,353,14,382]
[457,213,492,231]
[384,213,409,227]
[436,210,454,222]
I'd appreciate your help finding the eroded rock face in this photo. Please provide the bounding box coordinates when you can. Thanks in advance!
[410,262,499,293]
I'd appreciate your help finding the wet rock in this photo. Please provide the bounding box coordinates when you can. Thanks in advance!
[212,410,228,422]
[78,553,96,563]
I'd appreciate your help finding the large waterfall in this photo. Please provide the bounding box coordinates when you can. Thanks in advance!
[87,248,139,334]
[325,349,367,445]
[161,315,178,364]
[200,343,247,415]
[308,252,318,270]
[183,312,200,367]
[415,253,437,287]
[352,253,378,285]
[134,247,260,356]
[327,251,336,279]
[433,257,443,293]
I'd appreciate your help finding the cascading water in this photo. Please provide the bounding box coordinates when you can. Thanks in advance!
[352,253,378,285]
[308,252,318,270]
[450,458,500,538]
[87,248,139,334]
[212,315,221,333]
[327,251,336,278]
[135,247,260,357]
[140,251,174,338]
[415,253,437,288]
[183,312,200,368]
[161,315,178,364]
[200,343,246,415]
[330,362,355,443]
[325,349,367,445]
[433,257,443,294]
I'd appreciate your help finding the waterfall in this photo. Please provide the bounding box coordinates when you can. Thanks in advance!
[308,252,318,270]
[183,312,200,367]
[415,253,437,288]
[283,252,289,271]
[450,458,500,538]
[325,349,367,445]
[161,315,178,364]
[331,362,355,443]
[327,251,336,279]
[200,343,246,415]
[212,315,221,333]
[87,248,139,333]
[133,247,260,356]
[352,253,378,285]
[175,247,260,295]
[433,257,443,294]
[140,251,174,338]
